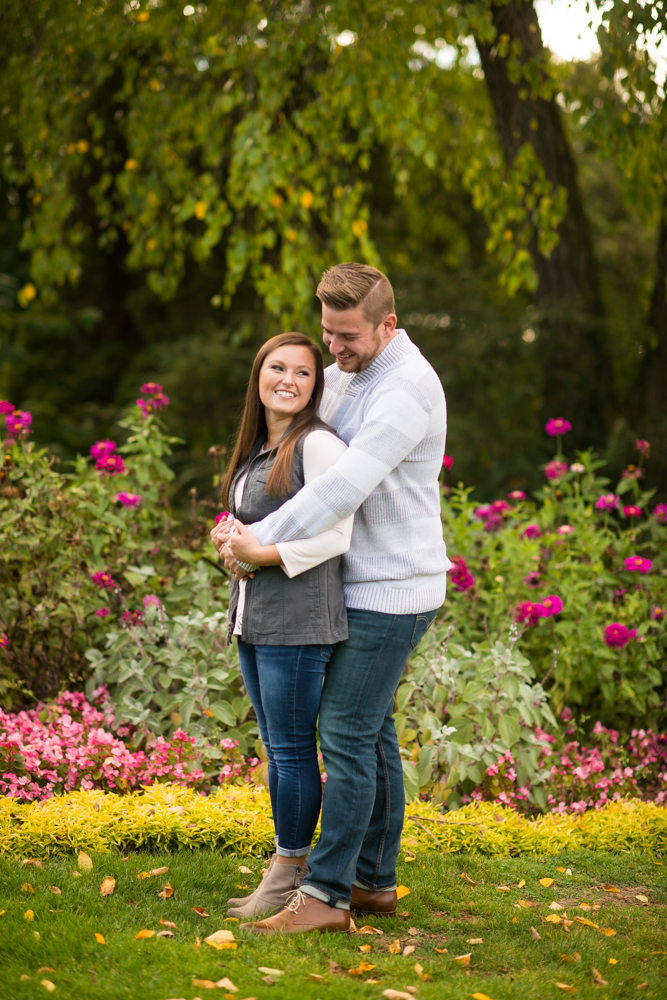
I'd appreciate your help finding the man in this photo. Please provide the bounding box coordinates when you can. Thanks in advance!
[213,262,449,933]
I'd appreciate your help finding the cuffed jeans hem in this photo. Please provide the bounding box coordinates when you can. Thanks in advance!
[301,882,350,910]
[276,844,312,858]
[353,878,398,892]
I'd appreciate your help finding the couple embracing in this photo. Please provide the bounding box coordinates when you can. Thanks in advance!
[211,262,450,934]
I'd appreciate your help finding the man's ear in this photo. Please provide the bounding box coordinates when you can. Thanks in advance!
[381,313,398,338]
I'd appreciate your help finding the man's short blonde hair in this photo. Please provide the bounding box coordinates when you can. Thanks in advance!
[316,262,396,329]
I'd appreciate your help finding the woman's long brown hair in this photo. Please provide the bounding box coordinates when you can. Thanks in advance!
[220,333,325,508]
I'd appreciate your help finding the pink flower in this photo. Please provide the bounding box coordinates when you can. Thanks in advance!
[653,503,667,524]
[508,490,525,500]
[522,524,542,539]
[491,500,511,513]
[140,382,163,395]
[153,392,169,409]
[515,601,545,627]
[116,492,141,508]
[595,493,619,512]
[603,623,635,648]
[215,512,230,525]
[634,438,650,457]
[557,524,574,535]
[442,455,454,470]
[91,570,116,590]
[540,594,563,617]
[0,400,15,416]
[623,505,642,519]
[545,418,572,437]
[123,609,144,627]
[142,594,161,608]
[94,608,110,619]
[0,632,8,648]
[651,607,664,622]
[96,453,126,477]
[624,556,652,574]
[474,505,491,520]
[90,439,117,459]
[5,410,32,436]
[621,465,644,482]
[545,460,568,481]
[561,707,573,723]
[569,462,585,473]
[137,392,169,417]
[523,571,541,589]
[449,555,475,593]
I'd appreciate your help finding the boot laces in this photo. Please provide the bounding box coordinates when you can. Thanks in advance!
[286,889,308,912]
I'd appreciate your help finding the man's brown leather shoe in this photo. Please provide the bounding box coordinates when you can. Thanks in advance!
[350,884,397,917]
[241,890,350,934]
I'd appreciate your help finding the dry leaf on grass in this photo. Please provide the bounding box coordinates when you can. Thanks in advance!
[22,882,34,894]
[156,930,174,938]
[407,927,419,936]
[40,981,56,993]
[403,945,416,957]
[554,983,577,993]
[573,917,598,929]
[22,859,43,869]
[24,909,34,921]
[308,973,325,982]
[599,927,616,937]
[517,879,526,888]
[608,958,618,965]
[635,894,649,903]
[261,977,275,986]
[396,886,411,900]
[381,991,413,1000]
[560,954,581,964]
[459,873,476,885]
[415,961,431,981]
[357,925,384,935]
[545,914,563,924]
[466,938,483,944]
[205,929,237,950]
[135,929,155,939]
[453,953,471,966]
[49,886,61,896]
[78,851,93,872]
[348,963,377,976]
[557,867,566,873]
[237,865,252,874]
[359,945,372,954]
[636,982,649,990]
[100,876,116,897]
[216,978,238,992]
[328,960,341,975]
[34,931,40,939]
[258,967,284,976]
[434,947,448,954]
[365,979,382,986]
[496,886,511,892]
[591,967,608,986]
[471,994,497,1000]
[388,939,401,954]
[601,884,619,893]
[158,882,174,899]
[531,927,542,941]
[37,967,55,974]
[516,900,537,909]
[539,878,555,887]
[94,933,106,944]
[192,906,209,918]
[149,866,169,877]
[71,872,82,879]
[550,902,564,911]
[193,979,218,989]
[136,872,151,880]
[159,919,177,929]
[405,989,419,996]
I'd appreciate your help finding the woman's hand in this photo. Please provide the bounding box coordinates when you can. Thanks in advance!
[227,521,265,564]
[210,514,234,555]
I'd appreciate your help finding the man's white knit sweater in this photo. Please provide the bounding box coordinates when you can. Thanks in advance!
[250,330,450,614]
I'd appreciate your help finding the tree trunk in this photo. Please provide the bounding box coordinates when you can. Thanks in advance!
[471,0,614,445]
[637,193,667,480]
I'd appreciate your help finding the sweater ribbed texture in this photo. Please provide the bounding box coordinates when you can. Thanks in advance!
[251,330,450,614]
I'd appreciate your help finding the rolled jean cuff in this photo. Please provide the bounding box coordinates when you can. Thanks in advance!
[353,878,398,892]
[276,844,312,859]
[301,882,350,911]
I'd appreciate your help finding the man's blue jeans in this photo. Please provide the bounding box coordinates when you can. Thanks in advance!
[238,641,334,857]
[301,608,437,907]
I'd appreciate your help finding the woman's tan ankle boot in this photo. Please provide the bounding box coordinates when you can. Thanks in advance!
[226,854,276,908]
[226,860,308,919]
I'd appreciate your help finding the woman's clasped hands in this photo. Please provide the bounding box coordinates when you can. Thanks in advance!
[210,515,264,580]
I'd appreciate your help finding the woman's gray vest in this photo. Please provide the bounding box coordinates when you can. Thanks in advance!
[227,428,348,646]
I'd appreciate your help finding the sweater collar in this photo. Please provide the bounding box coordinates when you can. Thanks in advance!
[348,329,419,387]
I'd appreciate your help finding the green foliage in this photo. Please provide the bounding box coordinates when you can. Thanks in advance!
[441,452,667,725]
[399,626,556,811]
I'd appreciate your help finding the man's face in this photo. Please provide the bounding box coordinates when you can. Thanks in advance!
[321,303,397,373]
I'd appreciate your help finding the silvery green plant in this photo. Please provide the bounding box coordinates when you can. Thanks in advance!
[397,621,557,810]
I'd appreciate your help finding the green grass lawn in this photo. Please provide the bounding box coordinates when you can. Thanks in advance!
[1,848,665,999]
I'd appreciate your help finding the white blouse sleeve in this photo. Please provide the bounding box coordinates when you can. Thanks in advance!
[276,429,354,579]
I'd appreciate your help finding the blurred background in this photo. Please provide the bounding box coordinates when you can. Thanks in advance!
[1,0,665,507]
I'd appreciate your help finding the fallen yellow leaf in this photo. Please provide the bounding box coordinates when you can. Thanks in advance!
[539,878,555,887]
[216,978,237,992]
[435,947,448,954]
[37,967,55,974]
[22,882,34,893]
[159,919,177,928]
[403,944,416,956]
[454,953,472,966]
[357,924,384,934]
[100,876,116,897]
[157,882,174,899]
[192,906,209,917]
[381,991,413,1000]
[136,872,151,880]
[24,909,34,921]
[545,914,562,924]
[359,944,372,953]
[472,995,496,1000]
[258,967,284,976]
[388,939,401,954]
[460,872,477,885]
[531,927,542,941]
[205,929,237,950]
[557,867,566,873]
[156,930,173,938]
[135,929,155,939]
[496,886,511,892]
[34,931,40,940]
[40,981,56,993]
[466,937,483,944]
[560,953,581,963]
[78,851,93,872]
[237,865,252,874]
[516,899,537,908]
[636,982,649,990]
[348,962,377,975]
[635,894,649,903]
[396,886,411,899]
[192,979,218,989]
[601,884,619,892]
[0,910,5,917]
[599,927,616,937]
[654,861,662,865]
[94,932,106,944]
[609,958,618,964]
[554,984,576,993]
[591,967,608,986]
[518,879,526,888]
[309,974,325,982]
[22,859,43,868]
[573,917,599,929]
[148,866,169,877]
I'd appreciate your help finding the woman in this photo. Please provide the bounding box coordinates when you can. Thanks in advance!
[216,332,352,920]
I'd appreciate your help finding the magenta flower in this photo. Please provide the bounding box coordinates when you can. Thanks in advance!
[153,392,170,410]
[545,417,572,437]
[123,609,145,627]
[94,608,110,619]
[522,524,542,540]
[491,499,511,513]
[595,493,619,512]
[545,460,568,481]
[91,570,116,590]
[215,511,230,525]
[442,454,454,470]
[474,505,491,520]
[523,571,541,589]
[90,439,117,460]
[634,438,650,457]
[515,601,545,627]
[449,556,475,593]
[651,606,664,622]
[0,632,8,648]
[624,556,652,574]
[140,382,163,395]
[0,400,15,416]
[653,503,667,524]
[561,706,573,723]
[116,492,141,508]
[508,490,526,500]
[540,594,563,617]
[623,505,642,519]
[557,524,574,535]
[603,623,635,648]
[621,465,644,482]
[96,453,126,477]
[5,410,32,436]
[484,511,503,533]
[142,594,161,608]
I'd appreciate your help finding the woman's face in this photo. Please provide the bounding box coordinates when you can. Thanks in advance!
[258,344,317,419]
